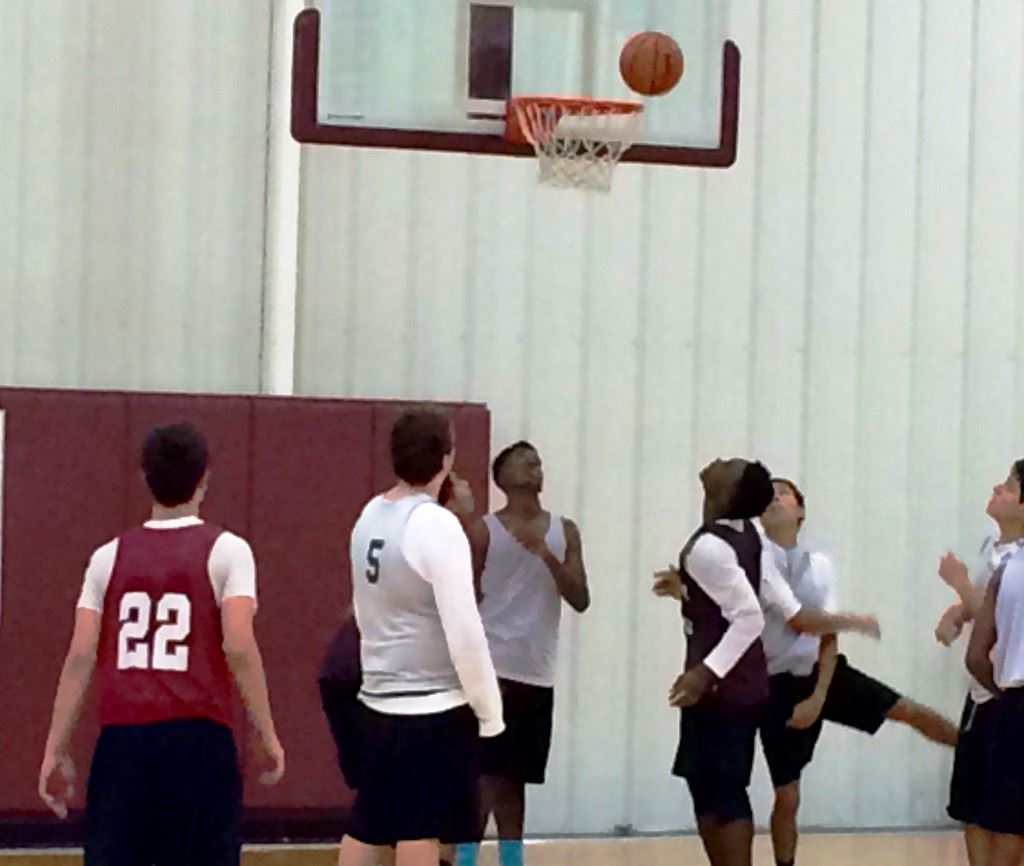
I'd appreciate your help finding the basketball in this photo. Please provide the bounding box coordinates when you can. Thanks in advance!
[619,31,684,97]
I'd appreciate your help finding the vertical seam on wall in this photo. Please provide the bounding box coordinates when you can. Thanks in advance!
[799,0,823,484]
[521,181,537,435]
[256,0,277,394]
[957,0,981,659]
[78,1,97,386]
[565,196,595,829]
[850,0,876,823]
[744,0,769,452]
[1015,8,1024,451]
[12,4,31,384]
[463,159,480,397]
[623,169,653,827]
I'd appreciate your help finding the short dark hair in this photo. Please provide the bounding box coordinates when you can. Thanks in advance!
[141,424,209,507]
[724,461,774,520]
[1014,459,1024,503]
[390,407,453,486]
[492,440,537,485]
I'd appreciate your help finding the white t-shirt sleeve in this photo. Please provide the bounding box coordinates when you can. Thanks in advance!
[77,539,119,612]
[208,532,257,606]
[403,504,504,737]
[812,553,839,612]
[684,534,766,679]
[759,543,804,621]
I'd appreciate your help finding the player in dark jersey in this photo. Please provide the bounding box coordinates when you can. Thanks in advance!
[38,424,284,866]
[654,458,880,866]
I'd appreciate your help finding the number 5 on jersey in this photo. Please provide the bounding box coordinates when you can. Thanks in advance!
[366,539,385,584]
[118,592,192,671]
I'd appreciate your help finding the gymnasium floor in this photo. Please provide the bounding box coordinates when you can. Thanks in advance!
[0,832,966,866]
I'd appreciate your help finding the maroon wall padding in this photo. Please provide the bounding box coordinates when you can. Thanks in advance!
[0,390,128,812]
[246,398,375,809]
[0,389,490,840]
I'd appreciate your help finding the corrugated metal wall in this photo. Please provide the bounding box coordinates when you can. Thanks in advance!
[5,0,1024,837]
[297,0,1024,833]
[0,0,271,391]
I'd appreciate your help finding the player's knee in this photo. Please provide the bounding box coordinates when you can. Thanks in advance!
[887,697,915,723]
[774,783,800,818]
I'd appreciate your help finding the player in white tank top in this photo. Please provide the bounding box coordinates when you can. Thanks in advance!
[456,442,589,866]
[964,462,1024,863]
[935,461,1024,865]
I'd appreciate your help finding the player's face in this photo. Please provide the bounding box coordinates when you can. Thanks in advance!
[502,447,543,491]
[761,481,803,529]
[986,465,1024,520]
[700,458,746,518]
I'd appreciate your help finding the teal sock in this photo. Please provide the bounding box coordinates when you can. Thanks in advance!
[454,842,479,866]
[498,839,524,866]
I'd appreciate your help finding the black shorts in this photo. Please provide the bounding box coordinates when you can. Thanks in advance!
[348,704,480,846]
[672,700,762,823]
[759,672,824,788]
[759,656,901,788]
[821,656,901,734]
[948,696,998,825]
[319,677,365,791]
[480,678,555,785]
[975,688,1024,836]
[85,718,241,866]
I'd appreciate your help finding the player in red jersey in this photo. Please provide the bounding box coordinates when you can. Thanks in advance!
[38,423,285,866]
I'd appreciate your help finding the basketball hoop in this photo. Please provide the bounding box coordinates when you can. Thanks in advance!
[506,96,644,192]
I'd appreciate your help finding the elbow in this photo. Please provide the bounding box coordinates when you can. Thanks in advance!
[223,635,257,666]
[965,648,987,682]
[572,590,591,614]
[66,647,97,676]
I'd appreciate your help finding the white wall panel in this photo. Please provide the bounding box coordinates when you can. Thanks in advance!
[0,0,270,392]
[296,0,1024,835]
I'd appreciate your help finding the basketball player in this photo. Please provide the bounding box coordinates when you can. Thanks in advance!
[653,458,880,866]
[937,461,1024,866]
[337,407,503,866]
[454,442,590,866]
[38,423,284,866]
[967,539,1024,865]
[319,473,476,866]
[757,478,958,866]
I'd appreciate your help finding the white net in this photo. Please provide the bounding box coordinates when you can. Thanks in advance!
[512,100,644,192]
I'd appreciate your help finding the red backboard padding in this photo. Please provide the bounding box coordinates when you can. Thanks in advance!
[0,388,490,834]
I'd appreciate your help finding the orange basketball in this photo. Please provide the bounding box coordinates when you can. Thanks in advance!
[619,31,684,97]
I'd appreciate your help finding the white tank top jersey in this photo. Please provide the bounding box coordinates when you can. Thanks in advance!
[760,541,838,677]
[478,512,567,688]
[969,535,1023,703]
[350,493,462,701]
[994,547,1024,691]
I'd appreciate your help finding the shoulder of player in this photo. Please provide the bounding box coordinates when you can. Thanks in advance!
[685,530,735,569]
[407,499,463,532]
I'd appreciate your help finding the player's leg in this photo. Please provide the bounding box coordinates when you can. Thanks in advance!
[760,674,823,866]
[886,697,959,745]
[822,656,957,744]
[676,703,759,866]
[986,832,1024,866]
[395,839,442,866]
[339,835,385,866]
[83,726,153,866]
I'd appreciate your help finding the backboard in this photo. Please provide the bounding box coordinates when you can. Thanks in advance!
[291,0,739,168]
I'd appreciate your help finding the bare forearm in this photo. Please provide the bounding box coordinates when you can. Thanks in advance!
[44,654,94,755]
[542,551,589,612]
[956,586,985,620]
[225,646,276,740]
[812,636,839,699]
[966,650,999,695]
[788,608,872,637]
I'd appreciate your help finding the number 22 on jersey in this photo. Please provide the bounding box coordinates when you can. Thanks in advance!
[117,592,192,672]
